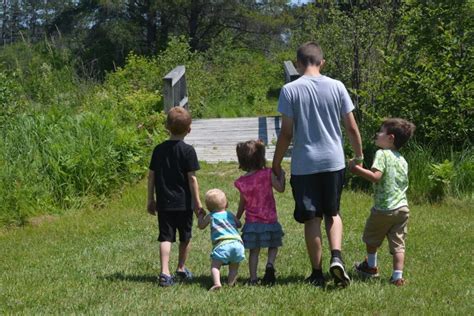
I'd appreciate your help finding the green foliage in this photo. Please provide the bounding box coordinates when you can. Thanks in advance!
[199,36,282,118]
[0,40,91,109]
[0,40,169,225]
[379,1,474,148]
[428,160,455,202]
[0,111,166,225]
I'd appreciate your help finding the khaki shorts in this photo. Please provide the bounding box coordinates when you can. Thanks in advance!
[362,206,409,254]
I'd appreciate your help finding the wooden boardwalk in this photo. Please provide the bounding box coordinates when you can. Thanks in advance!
[186,116,290,162]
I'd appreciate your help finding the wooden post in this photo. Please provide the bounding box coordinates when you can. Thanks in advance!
[163,65,189,113]
[283,61,300,83]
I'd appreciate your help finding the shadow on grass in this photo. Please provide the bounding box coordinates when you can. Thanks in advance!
[100,271,377,290]
[100,272,214,289]
[101,272,158,284]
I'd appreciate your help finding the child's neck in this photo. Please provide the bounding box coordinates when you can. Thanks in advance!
[303,65,321,77]
[169,134,186,141]
[245,169,260,176]
[381,145,398,151]
[212,208,226,213]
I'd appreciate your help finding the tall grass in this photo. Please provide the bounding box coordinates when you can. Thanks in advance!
[0,111,166,226]
[405,143,474,203]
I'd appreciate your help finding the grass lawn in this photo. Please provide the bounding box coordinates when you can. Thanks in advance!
[1,162,472,314]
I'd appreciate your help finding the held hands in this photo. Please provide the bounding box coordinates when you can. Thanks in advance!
[348,158,363,173]
[195,207,206,218]
[147,200,157,216]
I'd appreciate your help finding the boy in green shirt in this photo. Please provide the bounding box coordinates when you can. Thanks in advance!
[349,118,415,286]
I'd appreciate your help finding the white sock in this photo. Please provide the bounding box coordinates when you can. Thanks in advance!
[392,270,403,280]
[367,253,377,268]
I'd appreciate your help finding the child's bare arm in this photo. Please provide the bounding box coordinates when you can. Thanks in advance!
[147,170,156,215]
[349,160,383,183]
[232,213,242,228]
[271,169,286,192]
[197,213,210,229]
[236,194,245,220]
[187,171,203,217]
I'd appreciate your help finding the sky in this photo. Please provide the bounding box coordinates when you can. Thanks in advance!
[290,0,313,5]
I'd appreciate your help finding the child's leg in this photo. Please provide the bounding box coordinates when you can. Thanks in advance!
[304,217,323,269]
[262,248,278,285]
[210,259,223,290]
[393,252,404,270]
[267,247,278,266]
[324,214,343,257]
[176,211,193,272]
[391,252,405,281]
[177,240,190,271]
[249,248,260,281]
[160,241,172,276]
[366,244,378,268]
[228,263,239,286]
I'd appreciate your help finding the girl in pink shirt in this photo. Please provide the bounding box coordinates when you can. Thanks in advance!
[235,140,285,285]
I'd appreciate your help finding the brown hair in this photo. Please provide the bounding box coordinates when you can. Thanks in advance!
[166,107,191,135]
[382,118,416,149]
[236,140,266,172]
[297,42,324,67]
[205,189,227,212]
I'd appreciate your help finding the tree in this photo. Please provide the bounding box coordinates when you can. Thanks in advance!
[379,0,474,147]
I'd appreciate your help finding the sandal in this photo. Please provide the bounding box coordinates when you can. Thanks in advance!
[159,273,175,287]
[175,267,193,281]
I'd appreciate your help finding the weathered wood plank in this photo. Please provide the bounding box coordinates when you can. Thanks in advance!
[163,65,188,112]
[283,60,300,83]
[186,116,290,162]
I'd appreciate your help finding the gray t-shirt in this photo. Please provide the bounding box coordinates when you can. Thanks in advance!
[278,75,354,175]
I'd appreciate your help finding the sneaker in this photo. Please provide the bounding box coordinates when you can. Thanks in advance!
[305,274,326,288]
[329,257,351,287]
[390,277,406,287]
[159,273,175,287]
[175,267,193,282]
[354,258,379,278]
[261,264,276,286]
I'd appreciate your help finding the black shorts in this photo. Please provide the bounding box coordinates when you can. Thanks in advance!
[157,210,193,242]
[290,168,345,223]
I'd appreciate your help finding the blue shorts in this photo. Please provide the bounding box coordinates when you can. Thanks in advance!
[211,240,245,264]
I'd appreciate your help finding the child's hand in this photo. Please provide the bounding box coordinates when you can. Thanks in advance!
[147,200,157,216]
[196,207,206,218]
[348,159,362,173]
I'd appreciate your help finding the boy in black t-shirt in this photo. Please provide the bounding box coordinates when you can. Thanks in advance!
[147,107,204,287]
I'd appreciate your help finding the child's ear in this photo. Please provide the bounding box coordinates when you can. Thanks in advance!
[388,134,395,143]
[225,202,229,209]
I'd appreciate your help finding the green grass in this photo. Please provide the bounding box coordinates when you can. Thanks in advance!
[1,162,472,314]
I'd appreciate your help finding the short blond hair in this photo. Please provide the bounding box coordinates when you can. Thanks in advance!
[205,189,227,211]
[166,107,191,135]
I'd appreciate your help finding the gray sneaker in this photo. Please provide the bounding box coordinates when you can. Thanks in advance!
[329,257,351,287]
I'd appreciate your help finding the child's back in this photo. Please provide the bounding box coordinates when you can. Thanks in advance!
[372,149,409,211]
[150,139,199,211]
[235,168,277,223]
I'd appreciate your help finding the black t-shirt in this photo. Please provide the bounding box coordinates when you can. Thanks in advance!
[149,140,200,211]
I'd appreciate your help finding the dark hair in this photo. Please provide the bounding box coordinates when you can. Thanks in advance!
[236,140,266,172]
[297,42,324,67]
[382,118,416,149]
[166,107,192,135]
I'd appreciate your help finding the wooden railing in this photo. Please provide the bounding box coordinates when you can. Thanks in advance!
[162,62,299,113]
[283,61,300,83]
[163,65,188,113]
